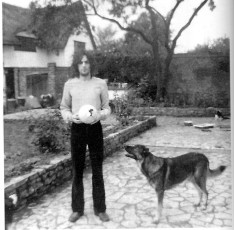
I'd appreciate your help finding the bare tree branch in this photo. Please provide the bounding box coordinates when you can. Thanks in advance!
[164,0,184,52]
[83,0,153,45]
[167,0,184,26]
[171,0,209,51]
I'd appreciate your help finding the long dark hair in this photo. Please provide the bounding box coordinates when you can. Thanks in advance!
[71,51,95,78]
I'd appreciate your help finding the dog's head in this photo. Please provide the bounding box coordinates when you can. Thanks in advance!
[5,194,18,224]
[124,144,150,161]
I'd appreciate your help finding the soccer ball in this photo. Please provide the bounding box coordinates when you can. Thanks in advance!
[78,104,98,124]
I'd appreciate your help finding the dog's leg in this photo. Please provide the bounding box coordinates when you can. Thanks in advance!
[191,177,203,207]
[194,187,203,207]
[193,171,208,210]
[154,191,164,224]
[198,181,208,209]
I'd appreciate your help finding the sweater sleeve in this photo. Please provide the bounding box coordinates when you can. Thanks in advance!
[99,81,111,120]
[60,82,73,123]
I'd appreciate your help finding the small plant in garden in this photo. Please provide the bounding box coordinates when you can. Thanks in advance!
[112,93,133,126]
[136,74,158,102]
[28,109,70,153]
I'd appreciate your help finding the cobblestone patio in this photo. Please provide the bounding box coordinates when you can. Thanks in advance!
[8,116,232,229]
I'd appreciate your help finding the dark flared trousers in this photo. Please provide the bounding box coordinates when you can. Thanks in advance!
[70,121,106,214]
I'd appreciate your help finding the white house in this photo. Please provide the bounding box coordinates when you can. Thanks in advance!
[2,1,96,109]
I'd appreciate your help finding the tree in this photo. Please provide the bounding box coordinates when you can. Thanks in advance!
[189,37,229,55]
[83,0,216,101]
[96,24,117,46]
[210,37,230,56]
[30,0,216,101]
[94,24,125,54]
[123,12,159,56]
[189,37,230,73]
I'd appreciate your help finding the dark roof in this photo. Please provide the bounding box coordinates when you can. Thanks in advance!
[2,2,32,45]
[2,2,96,49]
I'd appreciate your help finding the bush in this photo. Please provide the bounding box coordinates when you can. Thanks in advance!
[135,74,157,102]
[28,109,70,153]
[111,94,134,126]
[84,51,154,85]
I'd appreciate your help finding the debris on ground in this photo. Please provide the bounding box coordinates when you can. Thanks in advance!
[184,121,193,126]
[193,123,215,129]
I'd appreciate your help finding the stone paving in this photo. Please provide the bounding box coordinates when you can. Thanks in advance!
[9,116,232,229]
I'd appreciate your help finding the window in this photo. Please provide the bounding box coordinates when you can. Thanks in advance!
[14,37,36,52]
[74,41,85,54]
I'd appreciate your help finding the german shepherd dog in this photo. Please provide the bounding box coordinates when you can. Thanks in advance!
[124,144,226,223]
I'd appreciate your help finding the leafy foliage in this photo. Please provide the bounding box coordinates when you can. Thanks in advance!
[83,0,216,101]
[123,12,166,57]
[29,1,85,51]
[112,95,133,126]
[96,24,118,48]
[135,74,157,102]
[189,37,230,73]
[90,51,155,84]
[28,109,70,153]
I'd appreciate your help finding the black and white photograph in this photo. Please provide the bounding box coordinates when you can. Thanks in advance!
[1,0,233,229]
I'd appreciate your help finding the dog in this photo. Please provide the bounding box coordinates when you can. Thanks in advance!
[5,194,18,230]
[215,110,230,120]
[124,144,226,223]
[40,94,55,108]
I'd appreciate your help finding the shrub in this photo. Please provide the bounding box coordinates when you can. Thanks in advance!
[135,74,157,102]
[28,109,70,153]
[112,94,133,126]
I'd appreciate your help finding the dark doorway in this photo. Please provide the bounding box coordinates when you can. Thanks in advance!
[5,68,15,99]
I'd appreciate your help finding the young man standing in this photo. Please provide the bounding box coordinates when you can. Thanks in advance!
[60,52,111,222]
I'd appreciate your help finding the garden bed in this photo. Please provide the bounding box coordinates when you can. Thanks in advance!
[4,122,124,182]
[4,114,156,210]
[4,109,126,182]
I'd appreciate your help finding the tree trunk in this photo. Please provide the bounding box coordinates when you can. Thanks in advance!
[148,9,163,102]
[162,51,174,100]
[152,47,162,102]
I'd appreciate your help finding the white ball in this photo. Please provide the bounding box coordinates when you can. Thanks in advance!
[78,104,98,124]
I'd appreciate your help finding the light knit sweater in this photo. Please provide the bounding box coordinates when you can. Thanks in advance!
[60,77,111,123]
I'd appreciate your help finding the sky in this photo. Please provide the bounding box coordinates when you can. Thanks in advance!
[1,0,233,53]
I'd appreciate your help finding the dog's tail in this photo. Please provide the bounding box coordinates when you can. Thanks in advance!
[208,165,226,177]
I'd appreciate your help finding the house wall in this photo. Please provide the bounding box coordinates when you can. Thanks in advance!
[55,67,71,101]
[3,33,94,68]
[3,32,94,103]
[15,67,49,97]
[64,33,94,66]
[13,64,70,99]
[3,46,50,68]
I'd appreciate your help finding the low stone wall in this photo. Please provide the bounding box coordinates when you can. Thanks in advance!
[4,116,156,210]
[132,107,230,117]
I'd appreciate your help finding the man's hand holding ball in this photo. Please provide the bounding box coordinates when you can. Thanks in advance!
[72,104,101,125]
[72,114,82,124]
